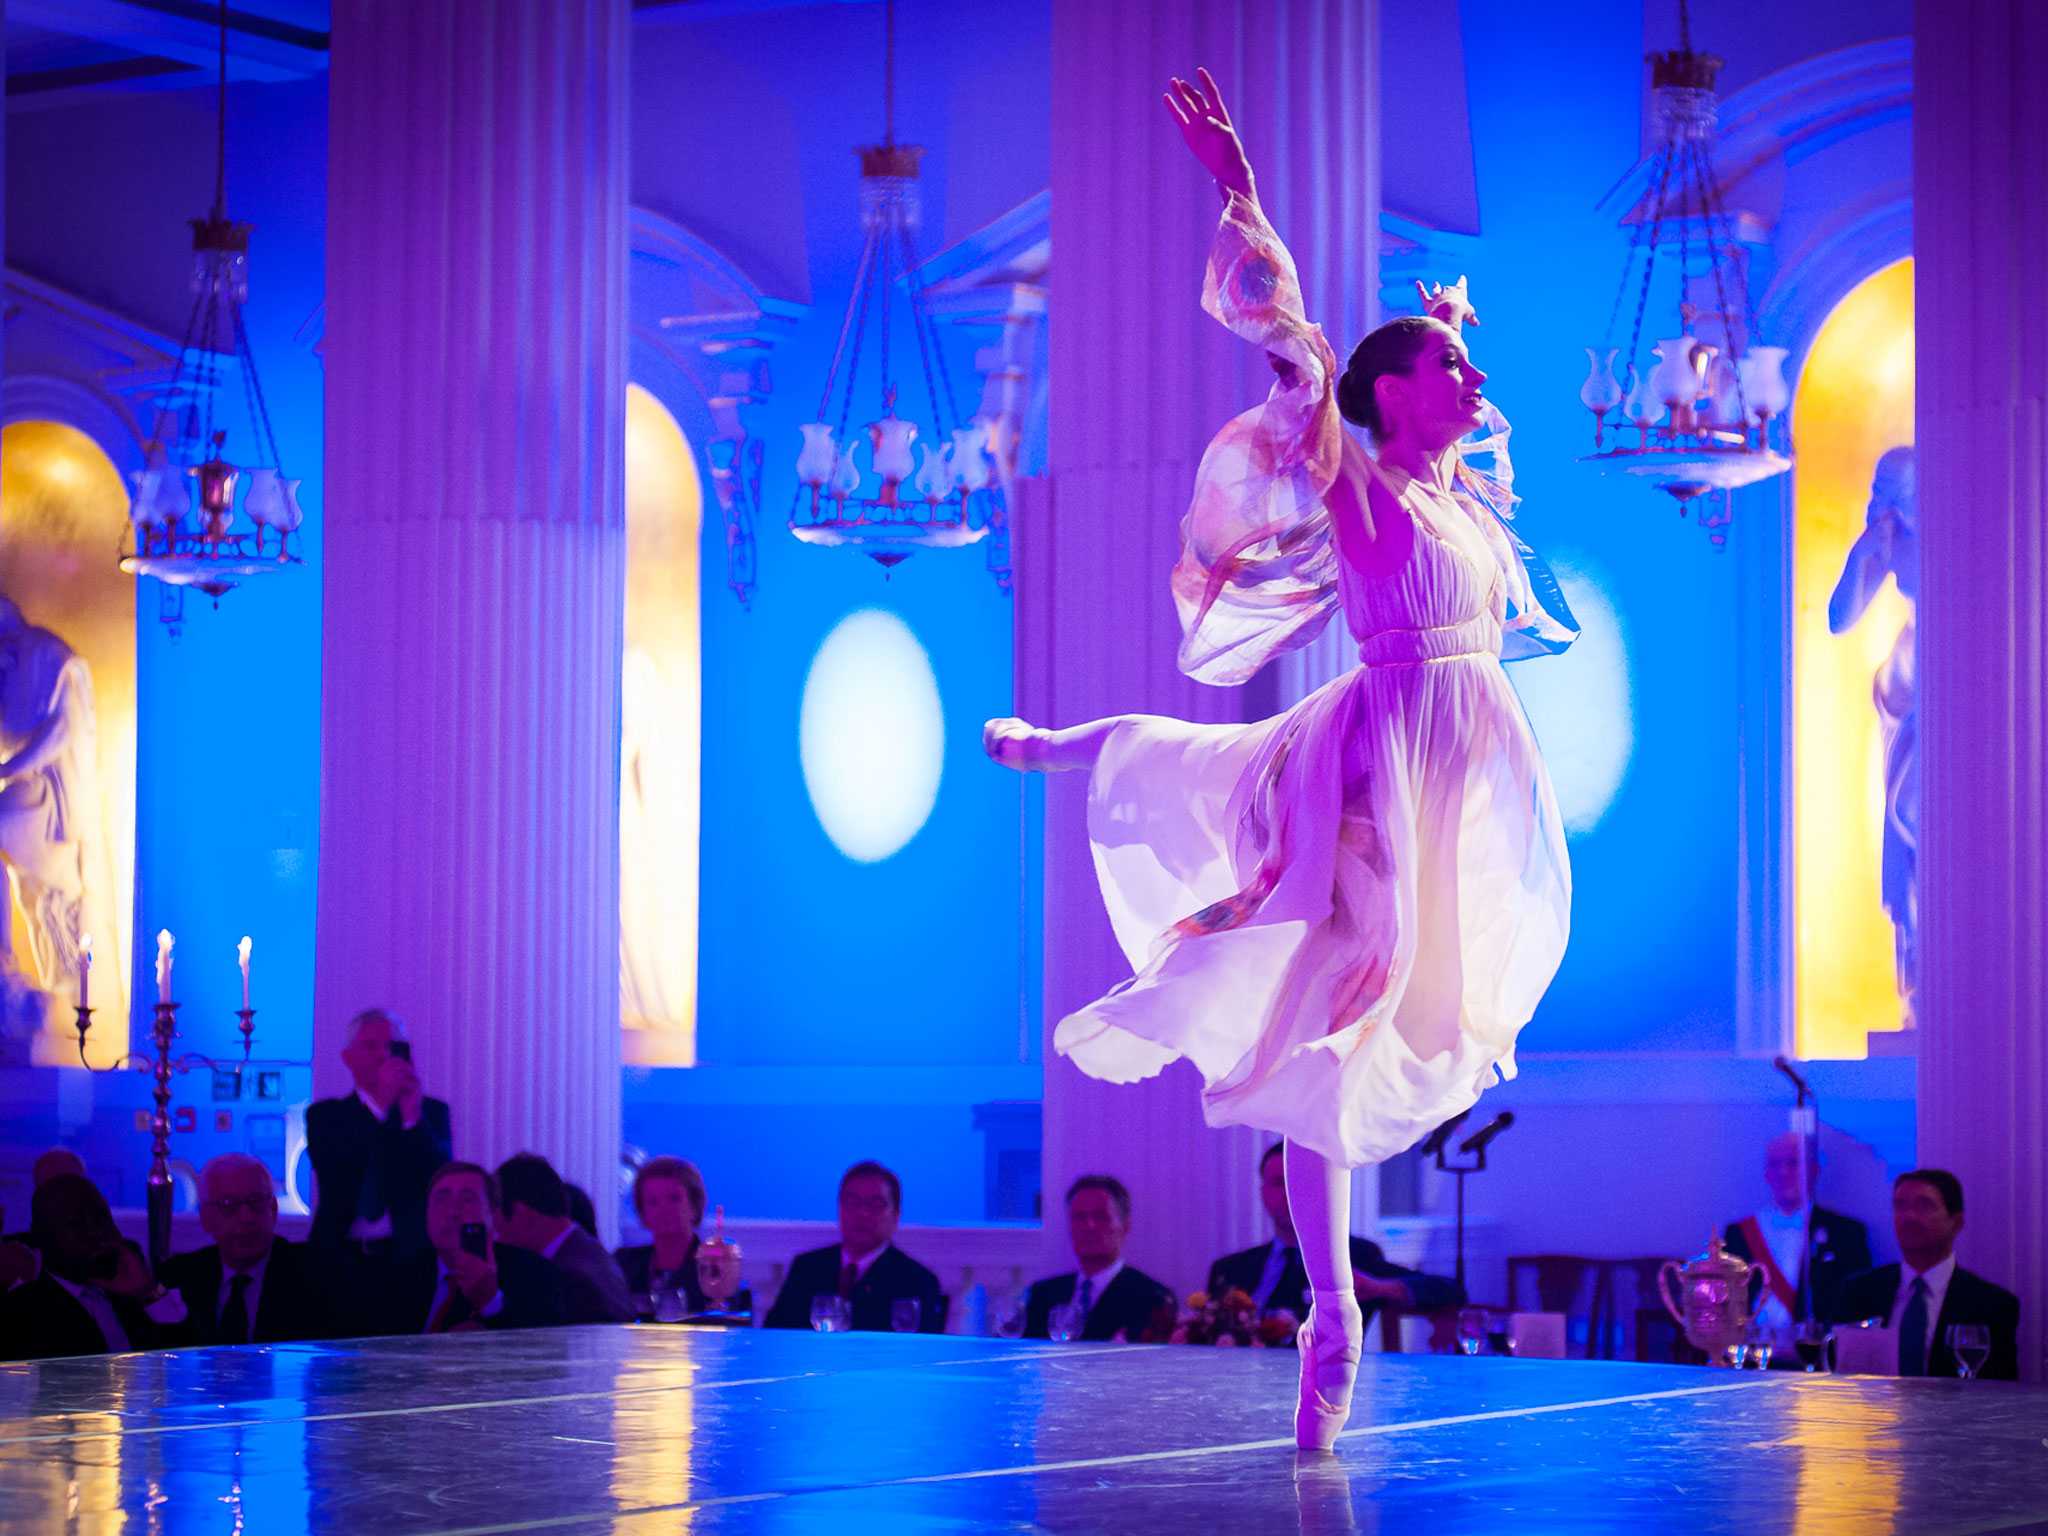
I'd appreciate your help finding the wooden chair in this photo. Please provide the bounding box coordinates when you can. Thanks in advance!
[1506,1255,1610,1360]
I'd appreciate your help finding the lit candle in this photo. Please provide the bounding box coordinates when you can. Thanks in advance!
[156,929,175,1004]
[79,934,93,1010]
[237,935,253,1011]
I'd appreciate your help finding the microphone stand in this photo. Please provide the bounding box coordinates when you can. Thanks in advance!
[1431,1121,1490,1294]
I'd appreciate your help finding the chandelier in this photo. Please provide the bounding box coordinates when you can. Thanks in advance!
[788,0,1008,586]
[120,0,302,629]
[1578,0,1791,546]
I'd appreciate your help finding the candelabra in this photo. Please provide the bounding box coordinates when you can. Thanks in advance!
[72,1000,256,1270]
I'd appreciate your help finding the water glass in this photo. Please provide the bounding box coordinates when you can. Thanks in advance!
[810,1295,852,1333]
[890,1298,923,1333]
[1745,1319,1775,1371]
[1947,1324,1991,1380]
[1455,1307,1490,1357]
[1047,1301,1085,1342]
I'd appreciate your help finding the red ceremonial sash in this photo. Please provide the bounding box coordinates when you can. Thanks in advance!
[1738,1215,1800,1315]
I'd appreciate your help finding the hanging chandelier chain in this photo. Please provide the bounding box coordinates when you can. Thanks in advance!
[884,0,897,147]
[1599,175,1656,354]
[1690,139,1750,428]
[1623,141,1677,390]
[1677,0,1695,56]
[899,223,962,439]
[232,305,286,468]
[1695,132,1762,350]
[213,0,229,217]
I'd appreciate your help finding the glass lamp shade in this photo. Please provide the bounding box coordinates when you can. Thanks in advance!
[796,423,839,488]
[131,463,190,535]
[1580,347,1624,415]
[828,446,862,500]
[243,468,304,534]
[912,444,952,503]
[867,417,918,485]
[1622,365,1664,427]
[949,424,990,493]
[1737,346,1792,422]
[1650,336,1711,409]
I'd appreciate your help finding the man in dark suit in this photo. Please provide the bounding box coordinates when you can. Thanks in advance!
[1720,1132,1872,1338]
[495,1153,634,1324]
[306,1007,452,1260]
[1208,1144,1465,1330]
[0,1176,162,1360]
[764,1161,947,1333]
[1837,1168,2021,1381]
[1023,1175,1172,1342]
[160,1153,330,1346]
[372,1162,566,1336]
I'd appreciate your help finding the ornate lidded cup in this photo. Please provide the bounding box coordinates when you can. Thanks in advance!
[1659,1235,1760,1363]
[695,1205,743,1314]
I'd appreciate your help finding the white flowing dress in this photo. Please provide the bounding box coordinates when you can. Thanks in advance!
[1052,193,1578,1169]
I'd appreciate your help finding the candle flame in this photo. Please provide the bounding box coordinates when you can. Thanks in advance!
[157,929,174,955]
[81,934,93,962]
[237,935,253,966]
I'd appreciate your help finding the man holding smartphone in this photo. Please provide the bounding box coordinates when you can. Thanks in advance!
[378,1163,566,1336]
[306,1008,453,1260]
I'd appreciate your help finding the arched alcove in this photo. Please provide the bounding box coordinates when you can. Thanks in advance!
[1790,260,1914,1056]
[621,382,704,1067]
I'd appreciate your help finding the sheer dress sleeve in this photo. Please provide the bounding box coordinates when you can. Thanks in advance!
[1171,192,1348,686]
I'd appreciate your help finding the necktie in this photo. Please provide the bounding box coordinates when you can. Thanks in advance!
[219,1273,253,1345]
[838,1263,858,1300]
[427,1280,470,1334]
[1252,1245,1293,1310]
[1077,1275,1095,1314]
[1897,1276,1929,1376]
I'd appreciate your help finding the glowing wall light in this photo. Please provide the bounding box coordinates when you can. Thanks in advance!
[800,609,944,862]
[1792,259,1914,1058]
[1508,560,1633,834]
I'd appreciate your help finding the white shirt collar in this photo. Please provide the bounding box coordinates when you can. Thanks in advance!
[224,1245,272,1282]
[1076,1259,1123,1302]
[540,1224,575,1261]
[1761,1204,1811,1228]
[1903,1251,1957,1300]
[355,1086,387,1120]
[841,1242,889,1278]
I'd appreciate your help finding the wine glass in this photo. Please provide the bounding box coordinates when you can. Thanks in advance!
[890,1298,923,1333]
[1455,1306,1490,1357]
[1744,1318,1774,1371]
[810,1295,851,1333]
[1047,1301,1085,1342]
[1947,1324,1991,1380]
[1794,1319,1827,1374]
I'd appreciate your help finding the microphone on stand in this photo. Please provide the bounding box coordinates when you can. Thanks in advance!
[1418,1109,1472,1160]
[1457,1111,1516,1157]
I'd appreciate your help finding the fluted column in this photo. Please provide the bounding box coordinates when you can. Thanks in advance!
[1028,0,1378,1292]
[315,0,628,1237]
[1915,0,2047,1381]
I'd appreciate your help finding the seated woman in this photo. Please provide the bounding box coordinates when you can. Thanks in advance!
[614,1156,709,1314]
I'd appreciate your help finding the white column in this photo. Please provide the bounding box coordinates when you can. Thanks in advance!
[1914,0,2048,1381]
[314,0,629,1237]
[1029,0,1379,1295]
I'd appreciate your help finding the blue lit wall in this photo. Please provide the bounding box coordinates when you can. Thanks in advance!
[625,0,1048,1224]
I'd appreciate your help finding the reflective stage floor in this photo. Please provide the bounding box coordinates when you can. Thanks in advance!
[3,1327,2046,1534]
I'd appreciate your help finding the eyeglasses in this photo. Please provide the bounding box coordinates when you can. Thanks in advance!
[203,1196,275,1217]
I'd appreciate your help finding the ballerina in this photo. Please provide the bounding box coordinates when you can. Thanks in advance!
[986,68,1579,1450]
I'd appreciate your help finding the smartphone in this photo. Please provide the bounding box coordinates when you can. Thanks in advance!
[459,1221,488,1258]
[388,1039,413,1064]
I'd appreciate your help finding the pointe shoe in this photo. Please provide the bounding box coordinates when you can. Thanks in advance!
[983,716,1052,772]
[1293,1294,1362,1452]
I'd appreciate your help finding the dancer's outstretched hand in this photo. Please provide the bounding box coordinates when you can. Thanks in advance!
[1164,67,1255,200]
[1416,275,1481,331]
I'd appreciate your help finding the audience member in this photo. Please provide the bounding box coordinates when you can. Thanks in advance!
[160,1153,329,1345]
[1208,1144,1464,1329]
[1838,1169,2020,1380]
[765,1161,946,1333]
[0,1175,161,1360]
[31,1148,87,1188]
[565,1182,600,1239]
[615,1156,710,1312]
[307,1008,452,1260]
[1720,1132,1871,1339]
[373,1162,565,1336]
[1022,1175,1171,1342]
[496,1154,634,1324]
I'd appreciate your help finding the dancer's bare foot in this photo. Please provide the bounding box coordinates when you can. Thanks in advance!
[983,717,1066,773]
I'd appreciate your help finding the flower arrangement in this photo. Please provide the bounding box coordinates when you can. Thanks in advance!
[1168,1288,1301,1347]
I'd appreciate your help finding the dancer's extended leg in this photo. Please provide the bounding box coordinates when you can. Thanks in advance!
[982,714,1160,774]
[1284,1140,1364,1451]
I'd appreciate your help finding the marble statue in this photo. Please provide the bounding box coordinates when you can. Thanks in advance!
[0,594,106,1051]
[1828,447,1918,1027]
